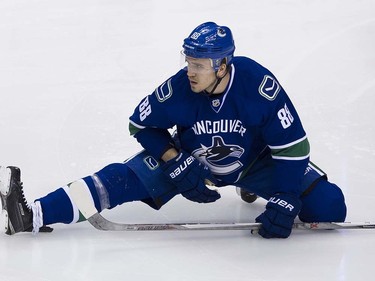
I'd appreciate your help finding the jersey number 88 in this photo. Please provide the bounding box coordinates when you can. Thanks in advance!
[277,103,294,129]
[139,97,152,121]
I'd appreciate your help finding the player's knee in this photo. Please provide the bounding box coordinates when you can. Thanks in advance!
[93,163,131,208]
[299,181,346,222]
[94,163,150,207]
[328,184,347,222]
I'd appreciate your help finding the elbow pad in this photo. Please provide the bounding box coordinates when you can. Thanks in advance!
[134,127,174,159]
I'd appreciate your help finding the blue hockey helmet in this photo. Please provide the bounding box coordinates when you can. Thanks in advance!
[182,22,235,70]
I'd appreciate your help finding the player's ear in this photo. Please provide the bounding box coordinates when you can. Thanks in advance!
[217,62,227,78]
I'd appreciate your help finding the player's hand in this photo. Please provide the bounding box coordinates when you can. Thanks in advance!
[162,151,220,203]
[255,193,301,238]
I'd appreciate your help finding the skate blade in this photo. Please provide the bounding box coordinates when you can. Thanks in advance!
[2,209,9,234]
[0,166,11,196]
[235,186,241,196]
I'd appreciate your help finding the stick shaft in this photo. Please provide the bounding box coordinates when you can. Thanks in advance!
[69,177,375,232]
[87,213,375,231]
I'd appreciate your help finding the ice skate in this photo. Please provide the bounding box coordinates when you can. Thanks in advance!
[0,166,53,235]
[236,187,258,203]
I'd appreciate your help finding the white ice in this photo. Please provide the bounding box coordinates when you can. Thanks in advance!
[1,0,375,280]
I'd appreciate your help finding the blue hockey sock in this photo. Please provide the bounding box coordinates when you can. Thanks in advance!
[36,163,152,225]
[37,187,77,225]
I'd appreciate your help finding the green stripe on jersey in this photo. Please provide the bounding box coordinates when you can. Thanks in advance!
[270,137,310,160]
[129,122,141,136]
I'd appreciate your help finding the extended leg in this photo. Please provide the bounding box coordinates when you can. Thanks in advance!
[37,163,152,226]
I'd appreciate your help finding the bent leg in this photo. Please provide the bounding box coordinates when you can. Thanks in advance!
[299,179,347,222]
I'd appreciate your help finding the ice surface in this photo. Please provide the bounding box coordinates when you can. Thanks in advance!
[1,0,375,280]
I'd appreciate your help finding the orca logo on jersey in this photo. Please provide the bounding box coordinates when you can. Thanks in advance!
[258,75,280,101]
[193,136,244,176]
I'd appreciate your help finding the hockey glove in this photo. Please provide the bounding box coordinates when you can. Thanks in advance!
[162,151,221,203]
[255,193,302,238]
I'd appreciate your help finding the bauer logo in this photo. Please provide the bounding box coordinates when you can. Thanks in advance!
[258,75,280,101]
[269,197,294,212]
[169,156,195,178]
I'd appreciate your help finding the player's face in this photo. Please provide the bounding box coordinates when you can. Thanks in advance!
[185,57,217,93]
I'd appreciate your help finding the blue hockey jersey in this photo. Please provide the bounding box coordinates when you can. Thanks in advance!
[129,56,310,195]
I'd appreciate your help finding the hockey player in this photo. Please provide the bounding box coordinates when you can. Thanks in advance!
[0,22,346,238]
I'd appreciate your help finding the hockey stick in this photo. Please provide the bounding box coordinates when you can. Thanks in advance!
[87,213,375,231]
[69,179,375,231]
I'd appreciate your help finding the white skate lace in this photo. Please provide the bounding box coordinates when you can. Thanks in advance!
[30,201,43,234]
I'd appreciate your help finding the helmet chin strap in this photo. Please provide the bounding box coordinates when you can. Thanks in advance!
[204,66,230,96]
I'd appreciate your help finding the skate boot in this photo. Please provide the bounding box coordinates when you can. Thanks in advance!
[0,166,53,235]
[236,187,258,203]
